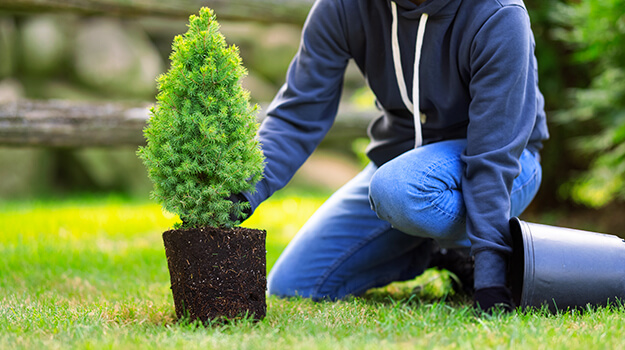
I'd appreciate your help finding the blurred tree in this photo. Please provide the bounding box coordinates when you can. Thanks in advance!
[552,0,625,207]
[522,0,587,211]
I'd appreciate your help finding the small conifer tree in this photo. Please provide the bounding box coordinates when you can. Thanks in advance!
[138,8,264,229]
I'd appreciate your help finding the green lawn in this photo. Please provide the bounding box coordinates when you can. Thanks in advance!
[1,193,624,349]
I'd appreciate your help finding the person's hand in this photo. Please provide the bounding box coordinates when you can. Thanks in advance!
[473,286,514,315]
[228,193,251,223]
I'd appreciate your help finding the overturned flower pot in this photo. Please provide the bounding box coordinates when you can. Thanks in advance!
[509,217,625,312]
[163,226,266,322]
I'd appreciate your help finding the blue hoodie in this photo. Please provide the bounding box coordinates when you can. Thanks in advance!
[246,0,549,288]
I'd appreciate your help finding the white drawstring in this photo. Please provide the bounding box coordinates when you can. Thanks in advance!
[391,1,428,148]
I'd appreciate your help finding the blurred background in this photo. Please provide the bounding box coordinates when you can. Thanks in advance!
[0,0,624,233]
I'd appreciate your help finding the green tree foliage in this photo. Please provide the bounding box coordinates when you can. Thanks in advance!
[554,0,625,207]
[138,8,265,229]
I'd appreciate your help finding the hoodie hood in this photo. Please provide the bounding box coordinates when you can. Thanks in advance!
[391,0,458,19]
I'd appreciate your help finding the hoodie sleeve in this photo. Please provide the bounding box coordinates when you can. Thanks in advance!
[461,5,539,289]
[243,0,351,211]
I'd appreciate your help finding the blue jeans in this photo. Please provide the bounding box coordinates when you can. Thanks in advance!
[267,139,542,299]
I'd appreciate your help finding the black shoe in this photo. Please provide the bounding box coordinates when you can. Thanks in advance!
[428,246,475,296]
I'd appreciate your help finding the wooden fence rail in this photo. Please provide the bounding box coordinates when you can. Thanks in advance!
[0,0,314,23]
[0,99,375,148]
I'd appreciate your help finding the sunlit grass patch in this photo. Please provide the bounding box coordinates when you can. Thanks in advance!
[0,196,177,242]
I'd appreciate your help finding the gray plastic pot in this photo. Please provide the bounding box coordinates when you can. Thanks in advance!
[509,217,625,312]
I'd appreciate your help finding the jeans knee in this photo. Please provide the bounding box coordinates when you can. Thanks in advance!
[268,266,301,298]
[368,161,465,241]
[368,164,404,221]
[267,263,325,299]
[369,163,426,229]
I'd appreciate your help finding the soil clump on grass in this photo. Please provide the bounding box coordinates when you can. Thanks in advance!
[163,226,266,322]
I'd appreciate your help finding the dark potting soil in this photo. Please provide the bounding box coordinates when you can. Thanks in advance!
[162,226,266,322]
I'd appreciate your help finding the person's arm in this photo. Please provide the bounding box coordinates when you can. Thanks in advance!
[243,0,351,211]
[461,5,540,309]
